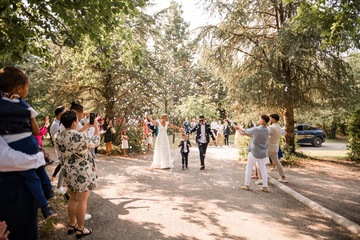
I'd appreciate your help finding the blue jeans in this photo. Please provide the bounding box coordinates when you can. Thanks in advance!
[19,166,52,208]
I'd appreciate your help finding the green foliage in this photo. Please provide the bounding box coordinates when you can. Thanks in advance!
[174,95,219,120]
[2,0,224,134]
[292,0,360,51]
[345,52,360,110]
[149,1,194,113]
[126,126,143,153]
[236,136,250,161]
[198,0,357,154]
[347,108,360,162]
[0,0,146,63]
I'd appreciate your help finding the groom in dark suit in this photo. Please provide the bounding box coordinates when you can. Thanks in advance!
[190,115,216,170]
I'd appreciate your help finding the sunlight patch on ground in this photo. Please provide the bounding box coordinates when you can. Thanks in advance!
[300,150,348,157]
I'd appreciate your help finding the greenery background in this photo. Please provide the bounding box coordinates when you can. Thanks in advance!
[1,0,359,160]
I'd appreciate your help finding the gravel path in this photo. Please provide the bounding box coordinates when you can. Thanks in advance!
[43,145,359,240]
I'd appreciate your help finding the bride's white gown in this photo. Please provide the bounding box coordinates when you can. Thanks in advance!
[151,121,173,169]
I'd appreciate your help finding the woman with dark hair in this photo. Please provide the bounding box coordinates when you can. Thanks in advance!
[55,111,100,238]
[102,117,114,156]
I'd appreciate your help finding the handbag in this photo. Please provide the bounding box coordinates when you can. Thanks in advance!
[278,147,283,159]
[110,127,116,134]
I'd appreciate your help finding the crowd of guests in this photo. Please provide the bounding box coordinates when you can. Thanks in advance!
[183,118,232,147]
[0,65,287,240]
[0,66,118,239]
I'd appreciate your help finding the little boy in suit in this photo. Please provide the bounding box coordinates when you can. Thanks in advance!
[178,134,191,170]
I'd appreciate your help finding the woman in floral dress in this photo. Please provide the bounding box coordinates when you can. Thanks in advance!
[55,111,100,238]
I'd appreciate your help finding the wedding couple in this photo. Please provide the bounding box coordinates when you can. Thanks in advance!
[147,114,215,170]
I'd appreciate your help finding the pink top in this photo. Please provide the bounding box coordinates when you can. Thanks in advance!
[34,126,48,147]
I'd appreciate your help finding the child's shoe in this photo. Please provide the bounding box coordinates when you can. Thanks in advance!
[41,205,57,220]
[45,189,55,200]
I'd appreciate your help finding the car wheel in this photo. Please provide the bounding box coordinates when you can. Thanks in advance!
[312,137,322,147]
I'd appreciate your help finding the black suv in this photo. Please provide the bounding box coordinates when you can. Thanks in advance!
[295,124,326,147]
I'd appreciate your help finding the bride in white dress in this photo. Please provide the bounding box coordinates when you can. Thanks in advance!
[147,114,183,169]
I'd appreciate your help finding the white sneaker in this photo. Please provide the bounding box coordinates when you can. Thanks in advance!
[54,187,66,195]
[85,213,92,220]
[255,179,263,185]
[278,178,288,183]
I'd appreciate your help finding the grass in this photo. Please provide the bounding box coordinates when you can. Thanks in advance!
[324,136,348,143]
[39,194,69,239]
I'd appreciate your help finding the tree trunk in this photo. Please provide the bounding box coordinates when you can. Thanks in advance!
[104,72,115,117]
[283,107,296,154]
[329,120,337,139]
[164,99,168,114]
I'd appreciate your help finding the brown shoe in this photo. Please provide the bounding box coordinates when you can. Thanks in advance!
[240,185,250,191]
[261,187,269,192]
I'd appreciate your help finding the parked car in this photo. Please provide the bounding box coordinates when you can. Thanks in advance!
[295,124,326,147]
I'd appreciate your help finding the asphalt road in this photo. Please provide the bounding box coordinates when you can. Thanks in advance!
[299,142,347,151]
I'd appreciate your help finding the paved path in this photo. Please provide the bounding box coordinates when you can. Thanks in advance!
[299,142,348,157]
[45,145,359,240]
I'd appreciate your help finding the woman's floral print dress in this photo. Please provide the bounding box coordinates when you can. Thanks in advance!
[55,129,100,192]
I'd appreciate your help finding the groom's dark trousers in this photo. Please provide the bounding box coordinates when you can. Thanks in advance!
[198,142,208,167]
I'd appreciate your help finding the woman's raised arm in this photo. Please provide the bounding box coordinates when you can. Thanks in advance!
[146,116,159,126]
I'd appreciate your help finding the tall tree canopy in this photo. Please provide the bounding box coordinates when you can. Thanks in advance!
[0,0,146,62]
[293,0,360,50]
[198,0,358,152]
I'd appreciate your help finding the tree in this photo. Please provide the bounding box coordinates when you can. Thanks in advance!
[148,1,194,113]
[293,0,360,51]
[347,108,360,162]
[198,0,357,153]
[0,0,146,63]
[37,30,154,119]
[174,95,219,120]
[345,52,360,110]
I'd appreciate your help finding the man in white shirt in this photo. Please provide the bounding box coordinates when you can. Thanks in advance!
[0,135,46,240]
[210,119,218,146]
[49,106,67,194]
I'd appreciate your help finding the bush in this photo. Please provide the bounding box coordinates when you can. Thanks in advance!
[280,144,307,165]
[347,108,360,162]
[126,127,143,153]
[236,136,250,161]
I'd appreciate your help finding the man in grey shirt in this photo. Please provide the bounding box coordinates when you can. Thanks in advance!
[235,115,270,192]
